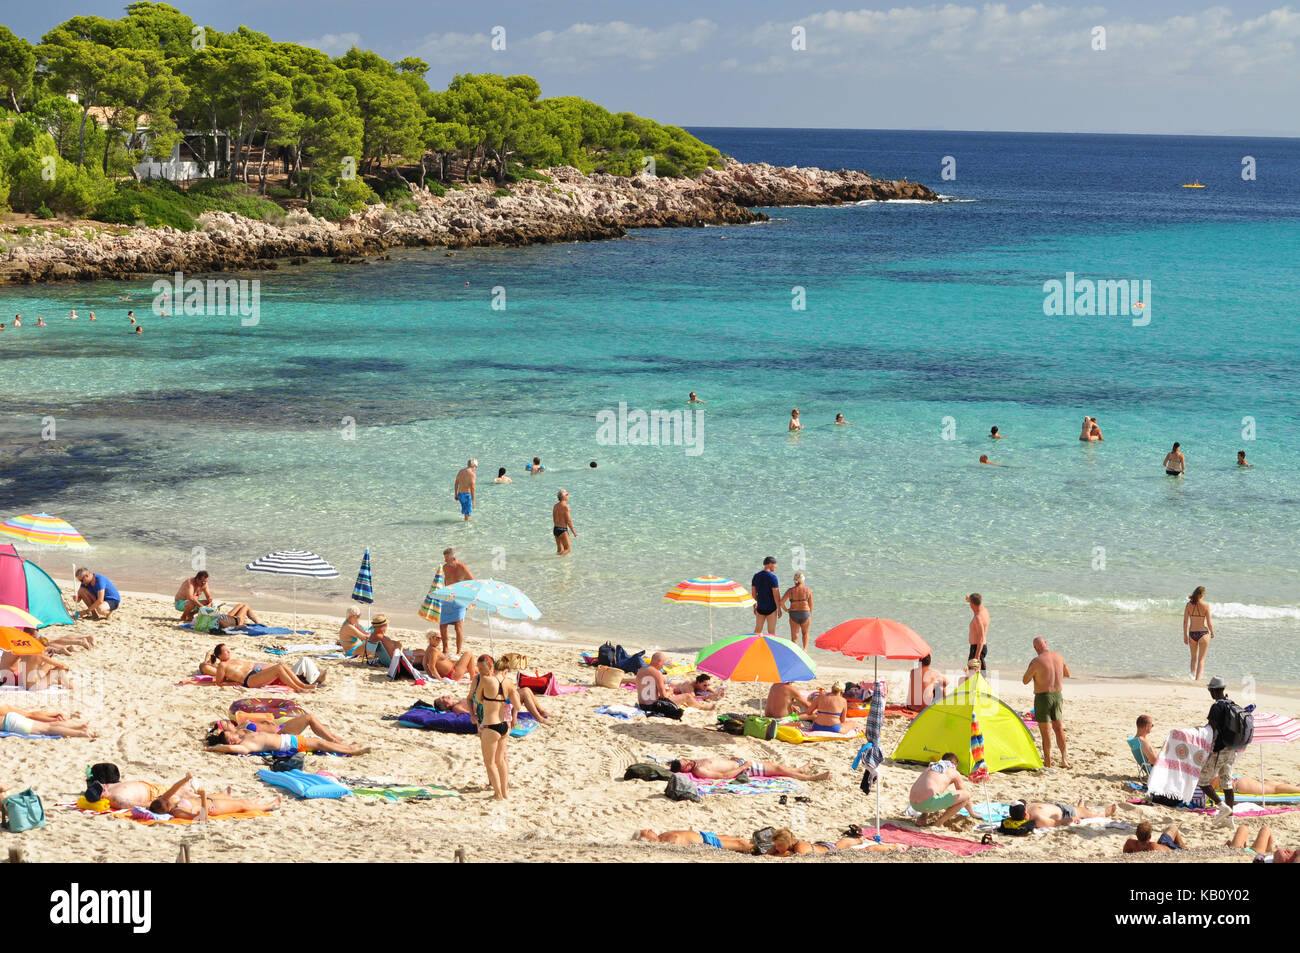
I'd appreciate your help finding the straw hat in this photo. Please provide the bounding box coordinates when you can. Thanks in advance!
[372,614,389,627]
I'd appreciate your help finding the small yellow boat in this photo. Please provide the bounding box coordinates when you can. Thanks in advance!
[1181,181,1205,188]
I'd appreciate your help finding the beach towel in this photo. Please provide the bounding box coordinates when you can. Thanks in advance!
[552,684,589,695]
[255,768,351,799]
[776,723,865,744]
[396,703,537,738]
[58,803,272,825]
[1147,726,1213,804]
[0,729,60,740]
[864,823,998,855]
[690,776,801,796]
[595,704,645,721]
[176,674,291,692]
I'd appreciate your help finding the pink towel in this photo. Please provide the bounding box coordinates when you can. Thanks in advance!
[1147,726,1212,804]
[864,823,998,855]
[553,684,589,695]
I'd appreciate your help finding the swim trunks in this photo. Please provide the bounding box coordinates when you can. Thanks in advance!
[1165,469,1183,476]
[699,831,723,849]
[1053,802,1076,822]
[2,711,40,735]
[1157,833,1184,850]
[440,600,466,625]
[553,526,567,537]
[1034,691,1063,723]
[733,758,767,778]
[457,491,473,516]
[911,792,957,813]
[174,599,189,612]
[967,643,988,666]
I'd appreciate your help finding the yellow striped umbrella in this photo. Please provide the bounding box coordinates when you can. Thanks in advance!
[663,575,755,640]
[0,513,90,548]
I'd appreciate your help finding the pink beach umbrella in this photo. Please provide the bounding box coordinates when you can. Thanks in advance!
[1249,712,1300,807]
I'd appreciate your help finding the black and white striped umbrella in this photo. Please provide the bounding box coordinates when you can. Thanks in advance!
[245,551,338,632]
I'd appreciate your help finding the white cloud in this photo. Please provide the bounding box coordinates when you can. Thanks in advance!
[306,32,363,56]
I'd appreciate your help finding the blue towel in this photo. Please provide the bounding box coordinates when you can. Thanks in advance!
[177,623,314,636]
[0,729,60,739]
[255,768,351,799]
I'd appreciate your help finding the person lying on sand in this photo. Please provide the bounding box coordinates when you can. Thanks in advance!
[433,695,472,714]
[1232,775,1300,796]
[1230,824,1298,863]
[34,632,96,655]
[0,704,94,738]
[673,673,726,701]
[211,709,345,743]
[908,753,972,827]
[201,643,320,692]
[205,726,370,756]
[668,757,830,782]
[1022,799,1117,828]
[766,681,812,718]
[637,829,754,853]
[767,827,908,856]
[148,772,282,819]
[89,777,168,810]
[208,604,262,628]
[1124,821,1186,853]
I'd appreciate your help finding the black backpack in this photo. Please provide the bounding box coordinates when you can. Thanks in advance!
[623,763,672,782]
[1215,699,1255,750]
[597,643,618,667]
[717,717,745,736]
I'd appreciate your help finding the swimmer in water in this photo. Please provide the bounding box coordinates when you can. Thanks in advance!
[979,455,999,466]
[69,310,78,320]
[135,325,143,334]
[990,426,1003,439]
[89,311,96,321]
[528,457,544,474]
[835,413,851,425]
[37,317,46,327]
[589,461,597,469]
[688,392,705,404]
[789,409,803,432]
[493,467,512,484]
[1162,442,1185,477]
[1237,450,1252,468]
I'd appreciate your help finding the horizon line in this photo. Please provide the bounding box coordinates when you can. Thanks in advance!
[681,125,1300,142]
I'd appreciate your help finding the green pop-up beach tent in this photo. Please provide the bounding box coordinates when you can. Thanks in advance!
[893,672,1043,774]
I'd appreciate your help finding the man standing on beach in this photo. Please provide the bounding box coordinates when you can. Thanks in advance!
[1198,675,1253,815]
[454,459,477,522]
[966,593,989,671]
[751,557,781,634]
[1022,637,1070,768]
[552,490,576,556]
[439,548,474,654]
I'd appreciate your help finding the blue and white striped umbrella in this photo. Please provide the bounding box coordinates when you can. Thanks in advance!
[352,548,374,611]
[245,550,338,632]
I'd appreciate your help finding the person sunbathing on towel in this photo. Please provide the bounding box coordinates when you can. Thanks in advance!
[1232,775,1300,797]
[422,640,477,680]
[1023,799,1117,828]
[767,827,907,856]
[211,709,345,743]
[673,674,726,701]
[636,829,755,853]
[1229,824,1299,863]
[148,772,282,819]
[668,757,830,782]
[0,704,94,738]
[90,777,168,810]
[38,632,97,655]
[205,726,369,755]
[201,644,319,692]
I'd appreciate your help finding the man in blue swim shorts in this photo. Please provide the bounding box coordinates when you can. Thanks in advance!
[453,459,477,522]
[438,547,474,654]
[636,829,752,852]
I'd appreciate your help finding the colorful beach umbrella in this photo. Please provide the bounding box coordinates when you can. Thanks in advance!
[246,550,338,632]
[664,575,755,641]
[815,617,931,662]
[858,680,887,838]
[0,513,90,549]
[432,578,540,654]
[1249,712,1300,807]
[969,712,989,784]
[0,604,43,629]
[0,544,73,627]
[695,633,816,683]
[0,626,45,655]
[351,549,374,622]
[418,566,445,624]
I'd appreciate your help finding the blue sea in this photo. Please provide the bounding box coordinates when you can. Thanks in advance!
[3,129,1299,686]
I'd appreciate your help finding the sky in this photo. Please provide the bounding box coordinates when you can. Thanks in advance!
[8,2,1299,136]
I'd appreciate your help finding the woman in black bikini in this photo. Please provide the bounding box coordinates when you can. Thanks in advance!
[1183,586,1215,681]
[469,655,520,800]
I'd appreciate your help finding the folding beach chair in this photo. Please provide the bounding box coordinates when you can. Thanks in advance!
[1126,736,1153,779]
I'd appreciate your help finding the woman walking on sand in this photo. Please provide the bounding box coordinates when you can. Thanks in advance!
[781,572,814,649]
[1183,586,1215,680]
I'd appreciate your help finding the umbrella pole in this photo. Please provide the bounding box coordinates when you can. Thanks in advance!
[1260,745,1265,809]
[874,657,881,836]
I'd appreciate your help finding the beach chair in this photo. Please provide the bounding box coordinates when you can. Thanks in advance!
[1126,736,1152,779]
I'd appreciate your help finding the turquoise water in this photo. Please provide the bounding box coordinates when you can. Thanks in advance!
[3,130,1298,685]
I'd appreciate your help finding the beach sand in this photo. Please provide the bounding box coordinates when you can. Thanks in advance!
[4,591,1297,864]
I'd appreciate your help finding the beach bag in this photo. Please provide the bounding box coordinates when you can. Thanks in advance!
[1215,700,1255,751]
[640,698,683,720]
[268,753,306,772]
[717,717,745,736]
[614,647,645,674]
[623,763,672,783]
[843,683,865,702]
[664,773,701,803]
[193,606,222,633]
[517,672,553,693]
[751,827,776,855]
[1,788,45,832]
[597,643,618,667]
[743,716,778,741]
[999,817,1036,837]
[595,665,624,689]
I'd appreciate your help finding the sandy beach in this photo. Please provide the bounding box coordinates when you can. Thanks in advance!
[4,590,1297,864]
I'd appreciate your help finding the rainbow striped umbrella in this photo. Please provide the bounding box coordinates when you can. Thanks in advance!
[969,713,989,783]
[0,513,90,549]
[664,575,755,640]
[695,633,816,683]
[418,566,445,624]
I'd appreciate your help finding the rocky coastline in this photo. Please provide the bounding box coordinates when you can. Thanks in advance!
[0,159,940,285]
